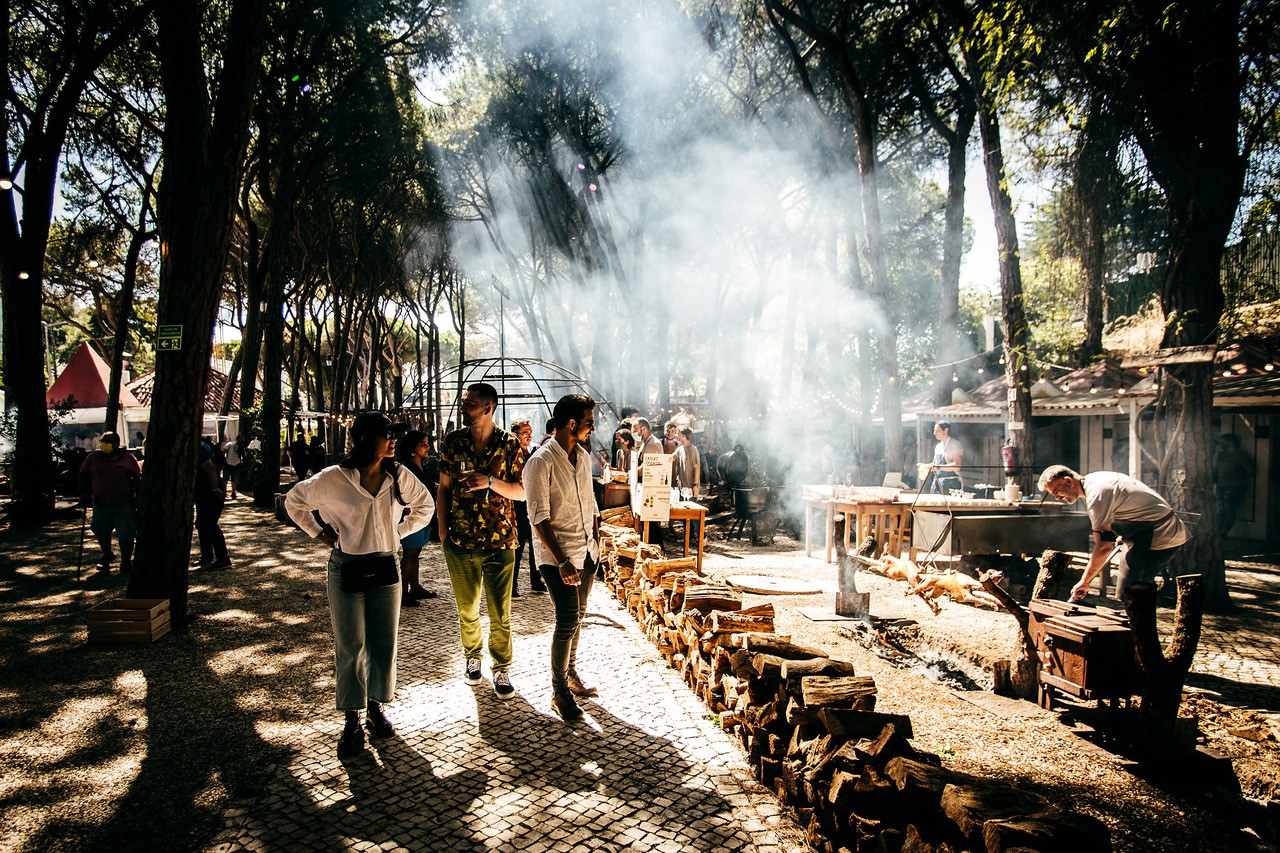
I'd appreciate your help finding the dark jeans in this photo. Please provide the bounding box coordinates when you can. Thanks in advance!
[514,513,540,589]
[540,555,595,691]
[1217,485,1244,536]
[1113,521,1182,596]
[194,489,229,562]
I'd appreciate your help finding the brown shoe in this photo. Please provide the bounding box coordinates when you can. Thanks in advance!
[566,671,598,697]
[552,690,583,722]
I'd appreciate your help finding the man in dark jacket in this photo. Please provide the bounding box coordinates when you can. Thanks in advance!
[78,432,140,573]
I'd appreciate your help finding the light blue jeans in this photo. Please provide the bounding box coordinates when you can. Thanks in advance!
[327,550,402,711]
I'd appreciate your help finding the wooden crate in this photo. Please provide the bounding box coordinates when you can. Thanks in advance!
[86,598,172,644]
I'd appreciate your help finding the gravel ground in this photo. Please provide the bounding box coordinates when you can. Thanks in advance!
[0,498,1276,852]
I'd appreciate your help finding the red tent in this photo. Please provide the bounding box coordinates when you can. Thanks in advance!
[46,341,142,409]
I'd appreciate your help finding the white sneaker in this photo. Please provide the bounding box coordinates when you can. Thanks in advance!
[493,670,516,700]
[464,659,483,685]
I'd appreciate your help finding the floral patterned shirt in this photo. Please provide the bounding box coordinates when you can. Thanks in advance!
[439,427,526,549]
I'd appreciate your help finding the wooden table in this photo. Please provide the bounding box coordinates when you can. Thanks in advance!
[641,501,708,570]
[834,500,914,560]
[804,498,836,563]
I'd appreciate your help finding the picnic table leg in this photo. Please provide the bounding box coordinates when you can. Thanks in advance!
[825,504,834,564]
[805,502,813,558]
[696,511,705,571]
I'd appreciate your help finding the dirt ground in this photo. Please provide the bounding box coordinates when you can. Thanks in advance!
[0,498,1276,852]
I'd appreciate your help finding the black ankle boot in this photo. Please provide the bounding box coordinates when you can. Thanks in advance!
[365,702,394,738]
[338,712,365,756]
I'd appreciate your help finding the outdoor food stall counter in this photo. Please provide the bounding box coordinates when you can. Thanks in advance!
[803,486,1091,562]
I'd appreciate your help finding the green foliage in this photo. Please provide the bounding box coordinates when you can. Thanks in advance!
[1022,255,1085,366]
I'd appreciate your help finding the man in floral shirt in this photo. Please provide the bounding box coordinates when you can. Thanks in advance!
[437,382,527,699]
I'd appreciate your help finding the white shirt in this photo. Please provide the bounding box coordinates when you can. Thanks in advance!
[1083,471,1189,550]
[223,441,242,466]
[285,464,434,556]
[522,438,599,569]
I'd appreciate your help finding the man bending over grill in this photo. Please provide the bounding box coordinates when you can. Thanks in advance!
[1038,466,1190,601]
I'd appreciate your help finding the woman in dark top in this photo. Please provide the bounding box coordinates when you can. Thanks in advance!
[398,430,438,604]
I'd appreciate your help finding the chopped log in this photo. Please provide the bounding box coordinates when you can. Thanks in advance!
[710,609,774,634]
[641,556,699,582]
[827,768,861,810]
[804,733,841,768]
[885,757,982,819]
[939,782,1052,845]
[819,709,914,740]
[781,657,857,679]
[730,649,756,680]
[982,811,1112,853]
[741,634,829,659]
[752,653,788,678]
[758,756,780,786]
[786,701,822,727]
[779,759,809,807]
[801,675,878,708]
[737,602,776,618]
[851,723,914,768]
[684,585,743,614]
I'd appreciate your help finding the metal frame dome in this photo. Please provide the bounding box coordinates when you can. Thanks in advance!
[407,357,617,436]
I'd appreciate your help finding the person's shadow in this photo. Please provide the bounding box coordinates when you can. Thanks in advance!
[474,688,757,851]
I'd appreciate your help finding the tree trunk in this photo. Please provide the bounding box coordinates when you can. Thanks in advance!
[104,221,151,433]
[1072,102,1117,368]
[130,0,267,626]
[966,44,1034,493]
[1127,1,1244,612]
[934,104,973,407]
[254,149,298,507]
[0,3,151,526]
[1124,576,1206,720]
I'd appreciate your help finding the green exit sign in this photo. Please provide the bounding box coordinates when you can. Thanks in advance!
[157,324,183,351]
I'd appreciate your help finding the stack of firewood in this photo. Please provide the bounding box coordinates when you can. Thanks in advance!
[597,525,1111,853]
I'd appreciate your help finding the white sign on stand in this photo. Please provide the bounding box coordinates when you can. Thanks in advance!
[636,454,673,521]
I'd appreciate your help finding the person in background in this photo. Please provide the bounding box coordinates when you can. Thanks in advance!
[289,434,312,481]
[633,418,668,549]
[437,383,527,699]
[1213,433,1251,537]
[195,435,232,570]
[1038,465,1190,601]
[634,418,663,461]
[613,429,634,473]
[522,394,600,721]
[675,428,700,496]
[222,434,245,499]
[285,413,434,756]
[397,430,439,605]
[930,421,963,494]
[78,431,140,573]
[510,417,546,596]
[662,422,679,455]
[310,433,327,473]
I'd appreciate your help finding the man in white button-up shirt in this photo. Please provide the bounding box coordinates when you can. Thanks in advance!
[522,394,600,721]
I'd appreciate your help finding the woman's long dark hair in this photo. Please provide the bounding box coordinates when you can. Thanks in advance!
[339,430,405,505]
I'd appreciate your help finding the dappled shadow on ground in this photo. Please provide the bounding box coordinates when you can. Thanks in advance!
[0,501,338,850]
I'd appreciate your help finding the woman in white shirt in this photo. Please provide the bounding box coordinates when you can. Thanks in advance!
[285,412,434,757]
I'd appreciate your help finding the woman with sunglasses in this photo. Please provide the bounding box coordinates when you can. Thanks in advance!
[285,412,434,757]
